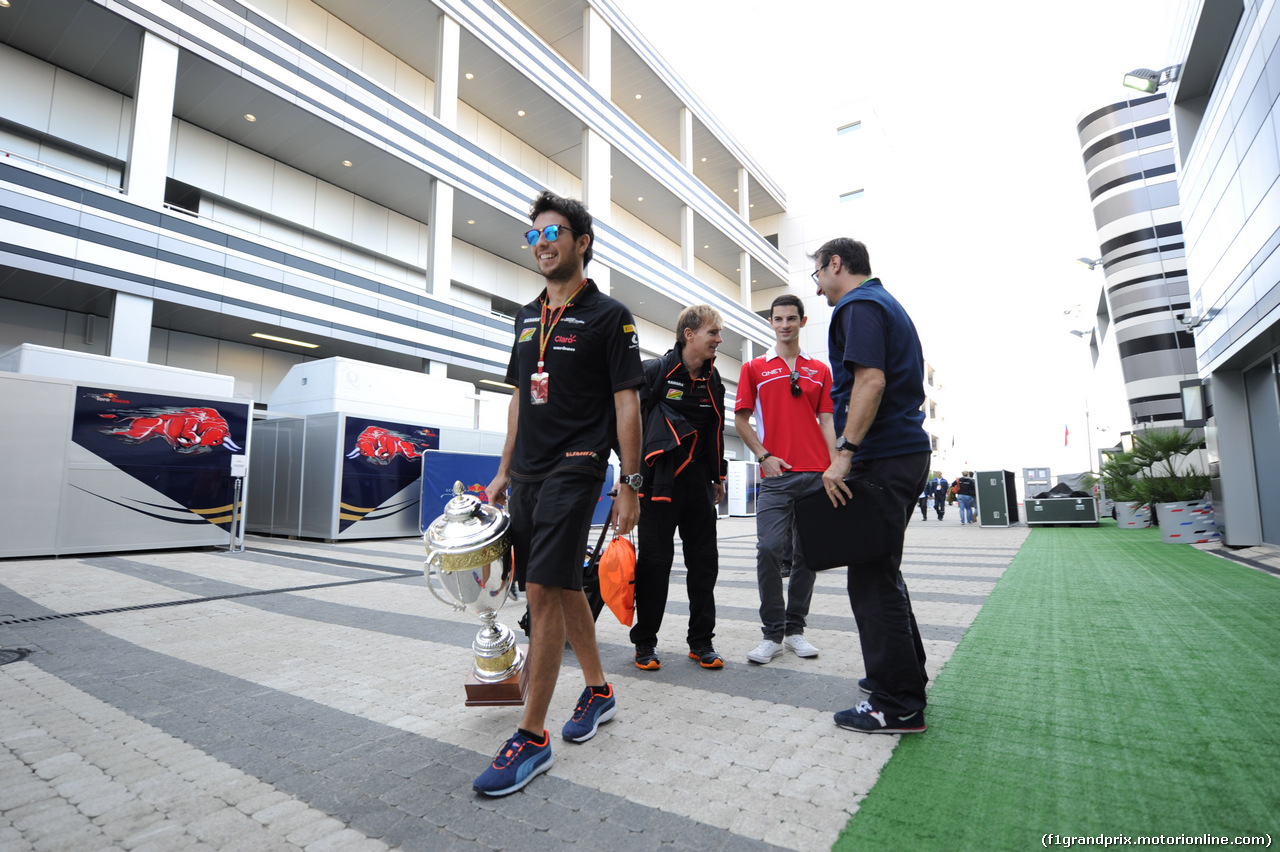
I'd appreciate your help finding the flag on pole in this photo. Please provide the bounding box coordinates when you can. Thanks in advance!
[1065,424,1070,447]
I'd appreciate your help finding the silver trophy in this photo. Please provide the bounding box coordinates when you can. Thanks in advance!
[423,482,526,704]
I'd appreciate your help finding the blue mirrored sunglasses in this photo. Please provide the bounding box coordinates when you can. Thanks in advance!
[524,224,574,246]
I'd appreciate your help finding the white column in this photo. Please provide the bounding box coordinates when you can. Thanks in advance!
[582,7,612,293]
[434,13,460,127]
[119,32,174,365]
[681,205,695,273]
[124,33,178,204]
[107,292,154,362]
[583,7,611,97]
[680,107,694,171]
[739,249,752,357]
[427,179,454,301]
[737,167,750,220]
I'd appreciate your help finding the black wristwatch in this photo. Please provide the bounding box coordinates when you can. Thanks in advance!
[835,436,859,454]
[620,472,644,491]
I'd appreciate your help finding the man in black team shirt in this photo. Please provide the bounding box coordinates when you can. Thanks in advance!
[474,191,644,797]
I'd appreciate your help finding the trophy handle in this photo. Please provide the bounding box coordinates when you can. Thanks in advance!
[424,552,467,612]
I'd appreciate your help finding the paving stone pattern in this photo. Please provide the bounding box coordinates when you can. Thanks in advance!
[1,514,1027,851]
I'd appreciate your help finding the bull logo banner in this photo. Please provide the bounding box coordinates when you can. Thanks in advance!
[339,416,439,532]
[71,387,250,530]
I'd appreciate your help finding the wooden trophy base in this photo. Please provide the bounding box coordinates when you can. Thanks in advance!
[464,648,529,707]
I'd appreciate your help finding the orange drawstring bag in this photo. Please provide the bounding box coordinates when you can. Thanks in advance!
[597,536,636,626]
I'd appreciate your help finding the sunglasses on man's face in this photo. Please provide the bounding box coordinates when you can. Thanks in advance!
[524,224,575,246]
[790,370,802,397]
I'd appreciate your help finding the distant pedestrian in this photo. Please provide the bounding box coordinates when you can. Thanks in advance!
[955,471,977,525]
[928,472,948,520]
[917,484,929,521]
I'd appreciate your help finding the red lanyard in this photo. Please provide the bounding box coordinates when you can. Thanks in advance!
[537,279,587,369]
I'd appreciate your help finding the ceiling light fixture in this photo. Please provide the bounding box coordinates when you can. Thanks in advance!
[479,379,515,389]
[252,332,319,349]
[465,72,474,80]
[342,160,353,167]
[467,219,476,225]
[244,113,257,122]
[637,196,644,201]
[635,93,642,100]
[517,110,526,117]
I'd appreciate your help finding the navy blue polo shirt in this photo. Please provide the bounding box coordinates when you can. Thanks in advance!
[828,278,931,460]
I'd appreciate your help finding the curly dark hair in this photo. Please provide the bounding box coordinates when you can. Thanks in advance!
[529,191,594,268]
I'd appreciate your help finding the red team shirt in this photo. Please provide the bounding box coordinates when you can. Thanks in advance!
[734,348,834,473]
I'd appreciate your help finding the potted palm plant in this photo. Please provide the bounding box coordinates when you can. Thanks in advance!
[1099,451,1149,528]
[1130,428,1214,543]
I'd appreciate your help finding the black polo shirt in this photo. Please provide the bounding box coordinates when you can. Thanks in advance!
[505,279,644,480]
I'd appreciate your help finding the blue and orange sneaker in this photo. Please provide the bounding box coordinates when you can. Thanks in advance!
[561,685,616,742]
[473,730,553,796]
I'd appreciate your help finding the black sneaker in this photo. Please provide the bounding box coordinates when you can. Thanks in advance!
[688,646,724,669]
[834,701,926,734]
[634,645,661,671]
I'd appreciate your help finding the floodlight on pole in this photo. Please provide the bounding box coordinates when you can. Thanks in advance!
[1122,65,1181,94]
[1076,257,1102,271]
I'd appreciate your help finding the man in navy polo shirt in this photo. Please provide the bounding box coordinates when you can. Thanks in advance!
[812,237,932,735]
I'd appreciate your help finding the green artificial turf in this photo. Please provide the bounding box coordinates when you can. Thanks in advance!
[835,522,1280,851]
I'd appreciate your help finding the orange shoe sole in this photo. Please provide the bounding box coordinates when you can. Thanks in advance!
[688,651,724,669]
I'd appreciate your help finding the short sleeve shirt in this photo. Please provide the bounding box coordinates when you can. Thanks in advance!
[734,349,833,472]
[506,279,644,480]
[828,279,931,460]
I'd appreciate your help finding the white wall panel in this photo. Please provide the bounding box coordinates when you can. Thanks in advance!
[49,70,127,158]
[361,40,398,93]
[0,128,40,160]
[385,209,421,268]
[224,145,275,213]
[0,300,66,351]
[259,216,304,249]
[0,45,55,134]
[312,181,356,243]
[171,122,230,196]
[393,58,430,115]
[164,329,221,373]
[324,16,365,69]
[270,163,319,227]
[284,0,329,48]
[351,195,390,256]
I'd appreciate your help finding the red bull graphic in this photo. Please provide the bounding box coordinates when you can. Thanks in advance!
[338,417,439,533]
[345,425,434,465]
[71,387,250,531]
[100,407,243,454]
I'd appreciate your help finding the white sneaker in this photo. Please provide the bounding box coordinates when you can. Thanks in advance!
[783,634,819,658]
[747,639,783,664]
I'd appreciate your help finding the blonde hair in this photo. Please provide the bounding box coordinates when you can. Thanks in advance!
[675,304,722,347]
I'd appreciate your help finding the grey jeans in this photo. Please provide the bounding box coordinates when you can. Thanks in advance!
[755,471,823,641]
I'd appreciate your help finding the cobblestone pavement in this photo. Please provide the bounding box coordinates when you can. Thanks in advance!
[1,511,1028,851]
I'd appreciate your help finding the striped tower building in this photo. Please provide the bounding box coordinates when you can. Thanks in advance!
[1076,93,1197,427]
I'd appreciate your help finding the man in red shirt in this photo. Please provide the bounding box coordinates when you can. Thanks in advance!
[735,294,836,664]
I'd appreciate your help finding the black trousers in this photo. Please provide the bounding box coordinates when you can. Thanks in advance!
[846,451,931,716]
[630,472,719,649]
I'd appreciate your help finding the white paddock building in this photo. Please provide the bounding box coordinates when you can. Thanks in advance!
[0,0,789,430]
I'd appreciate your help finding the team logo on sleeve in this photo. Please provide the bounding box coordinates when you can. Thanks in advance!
[518,328,535,343]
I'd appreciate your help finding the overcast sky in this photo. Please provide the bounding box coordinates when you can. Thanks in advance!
[613,0,1182,476]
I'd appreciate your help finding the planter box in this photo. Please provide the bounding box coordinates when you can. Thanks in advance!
[1155,499,1221,543]
[1115,501,1151,528]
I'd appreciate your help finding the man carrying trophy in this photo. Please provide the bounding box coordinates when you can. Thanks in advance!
[475,191,644,797]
